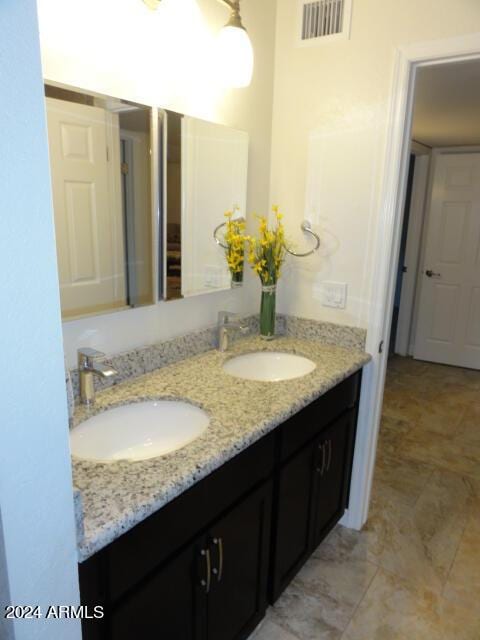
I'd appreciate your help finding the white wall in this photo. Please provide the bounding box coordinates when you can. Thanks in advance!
[270,0,480,331]
[37,0,277,366]
[0,510,13,640]
[0,1,80,638]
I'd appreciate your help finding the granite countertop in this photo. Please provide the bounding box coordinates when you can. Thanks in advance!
[72,335,371,562]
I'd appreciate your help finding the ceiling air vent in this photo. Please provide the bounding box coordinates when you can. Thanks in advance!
[298,0,352,45]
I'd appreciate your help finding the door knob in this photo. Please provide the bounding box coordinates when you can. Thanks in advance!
[425,269,441,278]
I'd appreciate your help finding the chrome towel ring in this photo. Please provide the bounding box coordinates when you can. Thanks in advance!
[213,218,320,258]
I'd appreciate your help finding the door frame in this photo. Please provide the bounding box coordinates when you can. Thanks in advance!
[394,152,430,356]
[344,33,480,530]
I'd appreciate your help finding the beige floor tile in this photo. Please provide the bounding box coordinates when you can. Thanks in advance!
[373,452,433,507]
[343,569,480,640]
[292,540,377,630]
[414,400,466,437]
[420,363,480,390]
[359,479,466,592]
[376,416,413,458]
[399,429,480,480]
[417,384,480,409]
[443,507,480,609]
[249,619,300,640]
[269,581,346,640]
[386,356,430,377]
[458,403,480,446]
[381,385,425,424]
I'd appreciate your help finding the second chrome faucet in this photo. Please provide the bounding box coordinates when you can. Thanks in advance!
[77,348,118,406]
[217,312,249,352]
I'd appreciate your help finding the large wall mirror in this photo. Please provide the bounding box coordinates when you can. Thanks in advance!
[44,84,155,320]
[160,109,249,300]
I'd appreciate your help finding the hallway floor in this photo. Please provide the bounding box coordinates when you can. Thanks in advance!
[251,356,480,640]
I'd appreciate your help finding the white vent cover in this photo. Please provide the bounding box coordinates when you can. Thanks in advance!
[297,0,352,45]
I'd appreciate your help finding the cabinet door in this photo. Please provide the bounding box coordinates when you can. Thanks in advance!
[207,481,272,640]
[109,536,208,640]
[270,443,315,602]
[311,410,354,549]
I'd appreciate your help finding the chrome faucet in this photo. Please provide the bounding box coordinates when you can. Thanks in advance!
[77,348,118,406]
[217,311,249,352]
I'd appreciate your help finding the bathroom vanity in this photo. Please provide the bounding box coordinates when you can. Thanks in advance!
[74,332,366,640]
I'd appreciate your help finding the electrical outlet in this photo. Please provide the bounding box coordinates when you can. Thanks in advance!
[204,265,226,288]
[321,282,347,309]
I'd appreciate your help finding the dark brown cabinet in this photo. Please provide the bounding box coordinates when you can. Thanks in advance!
[79,371,362,640]
[206,482,271,640]
[311,410,356,548]
[270,442,316,598]
[108,481,271,640]
[270,380,360,602]
[110,537,206,640]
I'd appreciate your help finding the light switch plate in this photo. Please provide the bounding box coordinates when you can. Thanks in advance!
[321,281,348,309]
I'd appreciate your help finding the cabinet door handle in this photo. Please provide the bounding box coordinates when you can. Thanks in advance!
[200,548,211,593]
[316,442,326,474]
[327,439,332,472]
[212,537,224,582]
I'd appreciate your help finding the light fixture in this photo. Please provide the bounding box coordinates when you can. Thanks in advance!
[216,0,254,88]
[143,0,161,9]
[142,0,254,89]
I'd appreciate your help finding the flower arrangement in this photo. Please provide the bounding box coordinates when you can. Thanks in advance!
[247,206,286,339]
[224,207,247,286]
[220,204,287,339]
[247,206,286,286]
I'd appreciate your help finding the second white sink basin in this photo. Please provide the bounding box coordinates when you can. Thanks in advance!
[70,401,209,463]
[223,351,316,382]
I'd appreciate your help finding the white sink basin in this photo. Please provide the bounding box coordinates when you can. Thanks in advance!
[223,351,316,382]
[70,401,209,462]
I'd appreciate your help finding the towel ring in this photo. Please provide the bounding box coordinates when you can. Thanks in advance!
[213,217,246,250]
[284,220,321,258]
[213,218,320,258]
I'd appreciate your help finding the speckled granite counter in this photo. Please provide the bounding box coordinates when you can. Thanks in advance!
[72,335,370,562]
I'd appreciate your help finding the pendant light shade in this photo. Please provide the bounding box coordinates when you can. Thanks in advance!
[216,23,254,88]
[216,0,254,88]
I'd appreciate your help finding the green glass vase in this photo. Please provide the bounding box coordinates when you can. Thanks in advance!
[260,284,276,340]
[231,269,244,288]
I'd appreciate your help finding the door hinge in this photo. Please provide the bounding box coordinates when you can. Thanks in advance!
[121,162,129,175]
[402,265,408,273]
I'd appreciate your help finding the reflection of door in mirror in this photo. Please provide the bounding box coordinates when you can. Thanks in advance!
[161,108,249,301]
[45,85,155,320]
[119,110,153,308]
[46,97,126,318]
[181,117,249,298]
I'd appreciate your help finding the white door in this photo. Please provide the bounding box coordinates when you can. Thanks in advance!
[46,97,126,318]
[181,116,249,297]
[413,152,480,369]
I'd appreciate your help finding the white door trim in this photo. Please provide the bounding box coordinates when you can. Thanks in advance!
[343,33,480,530]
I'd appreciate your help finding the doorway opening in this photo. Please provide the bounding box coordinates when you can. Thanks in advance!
[368,54,480,611]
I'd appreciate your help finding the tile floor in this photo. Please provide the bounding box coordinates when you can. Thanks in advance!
[250,355,480,640]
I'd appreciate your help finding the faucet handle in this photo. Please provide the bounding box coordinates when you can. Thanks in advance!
[78,347,105,369]
[218,310,238,325]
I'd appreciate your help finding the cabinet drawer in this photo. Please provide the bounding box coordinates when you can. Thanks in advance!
[81,432,275,604]
[279,372,360,462]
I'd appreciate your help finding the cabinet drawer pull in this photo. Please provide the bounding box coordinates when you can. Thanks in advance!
[323,441,328,475]
[200,548,211,593]
[212,537,224,582]
[315,442,325,474]
[327,439,332,472]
